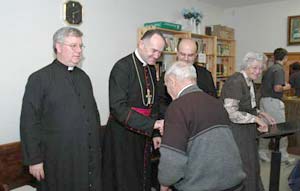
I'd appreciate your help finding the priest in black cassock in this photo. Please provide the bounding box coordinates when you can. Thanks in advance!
[20,27,102,191]
[177,38,217,97]
[102,30,165,191]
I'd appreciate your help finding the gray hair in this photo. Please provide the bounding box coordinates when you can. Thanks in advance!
[240,52,266,71]
[165,61,197,82]
[53,27,83,54]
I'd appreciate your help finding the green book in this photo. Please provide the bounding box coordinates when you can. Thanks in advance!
[144,21,182,31]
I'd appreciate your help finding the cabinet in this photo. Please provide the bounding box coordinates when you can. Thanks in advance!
[216,38,236,96]
[138,26,217,83]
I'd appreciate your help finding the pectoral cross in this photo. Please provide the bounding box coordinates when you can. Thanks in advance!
[146,89,152,105]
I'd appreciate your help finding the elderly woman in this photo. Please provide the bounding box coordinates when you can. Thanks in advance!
[221,52,275,191]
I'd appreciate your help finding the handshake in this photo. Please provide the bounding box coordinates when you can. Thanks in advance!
[154,119,164,135]
[152,119,165,150]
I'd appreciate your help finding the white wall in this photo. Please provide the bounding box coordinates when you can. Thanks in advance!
[223,0,300,71]
[4,0,299,144]
[0,0,223,144]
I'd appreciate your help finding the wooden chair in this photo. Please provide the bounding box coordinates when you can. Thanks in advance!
[0,142,35,191]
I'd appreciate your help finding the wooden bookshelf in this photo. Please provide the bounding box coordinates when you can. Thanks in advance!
[216,38,236,96]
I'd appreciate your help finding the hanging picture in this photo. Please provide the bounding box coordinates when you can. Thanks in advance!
[288,15,300,45]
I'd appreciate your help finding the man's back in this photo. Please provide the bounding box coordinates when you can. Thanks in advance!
[261,63,285,99]
[159,90,245,191]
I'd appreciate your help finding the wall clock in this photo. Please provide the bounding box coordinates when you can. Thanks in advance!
[64,1,82,25]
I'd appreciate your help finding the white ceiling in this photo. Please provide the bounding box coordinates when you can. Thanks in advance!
[197,0,286,9]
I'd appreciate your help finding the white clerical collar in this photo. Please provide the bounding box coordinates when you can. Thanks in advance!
[134,49,147,66]
[68,66,74,71]
[177,84,194,98]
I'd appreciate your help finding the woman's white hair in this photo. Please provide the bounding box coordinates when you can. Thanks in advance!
[165,61,197,82]
[240,52,267,71]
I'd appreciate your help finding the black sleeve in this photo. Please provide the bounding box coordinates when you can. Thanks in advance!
[109,62,155,136]
[206,71,217,97]
[20,74,44,165]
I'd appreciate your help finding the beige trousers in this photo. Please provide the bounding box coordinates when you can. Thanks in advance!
[259,97,288,156]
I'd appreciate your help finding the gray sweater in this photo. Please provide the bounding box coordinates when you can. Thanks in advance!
[158,85,245,191]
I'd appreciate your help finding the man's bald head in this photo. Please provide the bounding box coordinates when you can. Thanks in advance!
[177,38,198,64]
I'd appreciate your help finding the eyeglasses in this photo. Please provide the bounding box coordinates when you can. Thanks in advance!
[178,51,197,58]
[62,42,85,50]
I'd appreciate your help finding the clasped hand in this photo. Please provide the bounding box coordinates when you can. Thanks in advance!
[256,112,276,133]
[154,119,164,135]
[153,120,164,149]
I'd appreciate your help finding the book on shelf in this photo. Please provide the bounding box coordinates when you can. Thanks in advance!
[216,80,225,97]
[144,21,182,31]
[217,43,230,56]
[217,63,223,76]
[194,39,207,53]
[217,64,229,76]
[164,35,179,52]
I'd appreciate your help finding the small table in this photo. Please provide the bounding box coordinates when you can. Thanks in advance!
[258,121,300,191]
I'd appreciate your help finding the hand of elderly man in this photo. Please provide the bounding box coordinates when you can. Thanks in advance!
[160,185,172,191]
[153,137,162,149]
